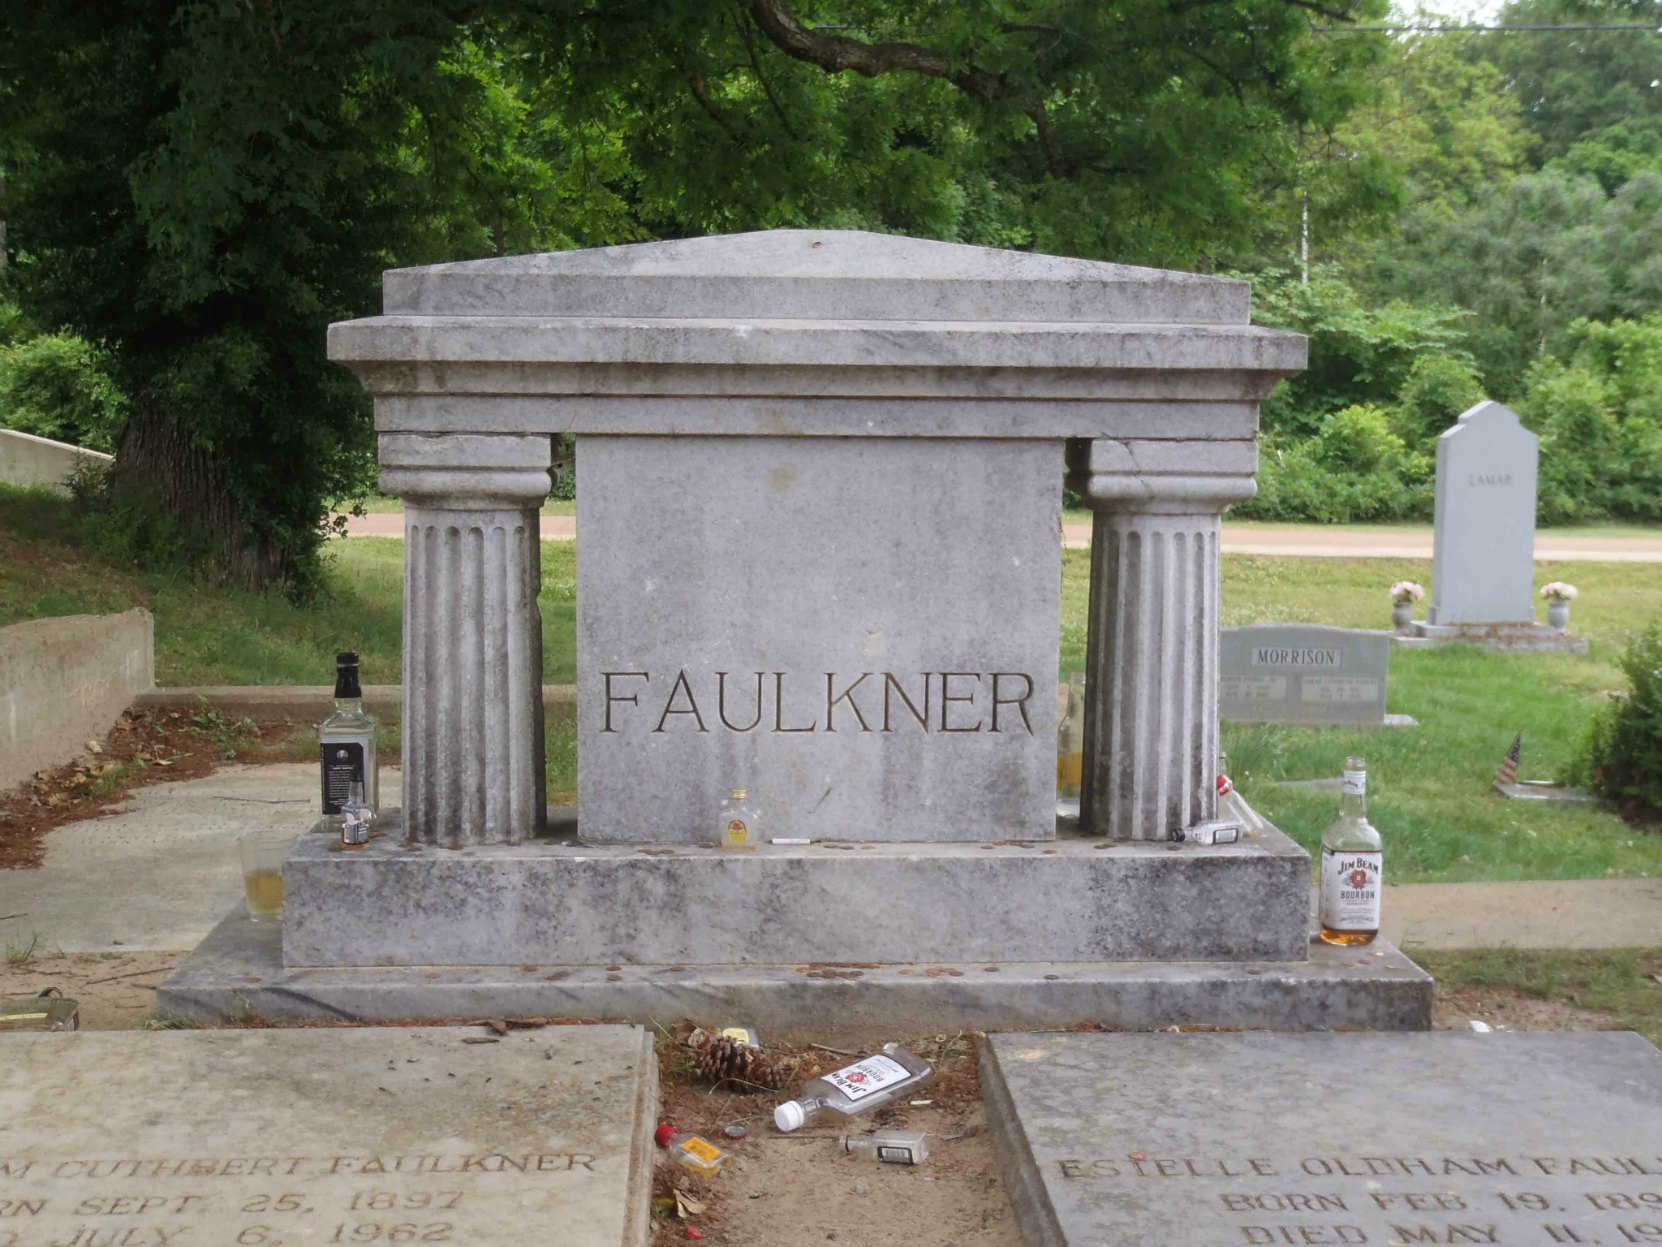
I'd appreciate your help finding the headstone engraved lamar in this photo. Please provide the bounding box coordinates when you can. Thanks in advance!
[1407,400,1586,652]
[1427,401,1538,627]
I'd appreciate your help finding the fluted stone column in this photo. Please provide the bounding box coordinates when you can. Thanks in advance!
[380,434,552,846]
[1070,439,1258,841]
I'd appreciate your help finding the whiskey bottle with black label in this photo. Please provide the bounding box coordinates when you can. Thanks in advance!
[1318,754,1382,946]
[319,651,377,824]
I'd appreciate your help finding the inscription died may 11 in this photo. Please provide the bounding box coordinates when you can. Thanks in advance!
[0,1027,655,1247]
[985,1032,1662,1247]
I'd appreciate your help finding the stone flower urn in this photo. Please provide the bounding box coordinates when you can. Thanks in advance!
[1547,599,1570,630]
[1392,602,1414,631]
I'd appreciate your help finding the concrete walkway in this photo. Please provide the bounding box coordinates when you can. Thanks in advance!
[0,764,312,953]
[2,763,1657,955]
[340,512,1662,562]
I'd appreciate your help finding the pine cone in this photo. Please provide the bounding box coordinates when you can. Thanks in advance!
[695,1036,794,1090]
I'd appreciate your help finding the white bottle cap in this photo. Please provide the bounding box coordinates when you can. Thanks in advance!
[774,1100,805,1132]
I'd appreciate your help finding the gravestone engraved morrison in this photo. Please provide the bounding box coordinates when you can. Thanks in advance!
[984,1030,1662,1247]
[0,1026,657,1247]
[1220,625,1414,727]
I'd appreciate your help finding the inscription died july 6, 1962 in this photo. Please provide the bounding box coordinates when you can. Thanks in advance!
[1053,1152,1662,1245]
[599,669,1039,735]
[0,1152,598,1247]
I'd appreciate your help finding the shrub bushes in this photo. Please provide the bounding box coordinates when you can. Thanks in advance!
[1237,405,1432,523]
[1577,624,1662,820]
[0,331,127,452]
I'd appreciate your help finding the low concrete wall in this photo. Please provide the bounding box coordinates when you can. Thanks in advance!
[0,609,155,791]
[0,428,113,495]
[133,683,578,728]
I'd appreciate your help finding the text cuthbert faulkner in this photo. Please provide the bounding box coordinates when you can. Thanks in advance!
[599,669,1039,735]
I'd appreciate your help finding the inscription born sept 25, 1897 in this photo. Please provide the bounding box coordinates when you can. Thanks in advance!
[0,1150,599,1247]
[0,1029,652,1247]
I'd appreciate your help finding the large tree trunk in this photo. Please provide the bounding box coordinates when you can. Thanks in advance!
[113,406,296,592]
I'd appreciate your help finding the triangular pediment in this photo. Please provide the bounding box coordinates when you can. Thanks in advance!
[383,229,1248,324]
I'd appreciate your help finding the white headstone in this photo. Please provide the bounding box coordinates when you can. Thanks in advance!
[1427,401,1538,625]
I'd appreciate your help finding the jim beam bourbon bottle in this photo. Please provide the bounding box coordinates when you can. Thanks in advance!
[1319,755,1382,946]
[319,652,378,827]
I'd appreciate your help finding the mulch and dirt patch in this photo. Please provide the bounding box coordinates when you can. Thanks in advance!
[0,705,305,869]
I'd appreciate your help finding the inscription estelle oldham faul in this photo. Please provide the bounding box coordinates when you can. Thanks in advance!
[985,1032,1662,1247]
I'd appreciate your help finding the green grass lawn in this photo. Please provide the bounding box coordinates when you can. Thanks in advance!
[4,483,1659,880]
[1418,948,1662,1047]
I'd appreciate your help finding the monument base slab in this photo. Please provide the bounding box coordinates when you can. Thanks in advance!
[159,909,1432,1044]
[1398,620,1590,653]
[983,1030,1662,1247]
[280,815,1313,967]
[1,1025,657,1247]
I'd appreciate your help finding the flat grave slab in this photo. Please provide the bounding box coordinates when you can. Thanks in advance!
[984,1030,1662,1247]
[0,1025,656,1247]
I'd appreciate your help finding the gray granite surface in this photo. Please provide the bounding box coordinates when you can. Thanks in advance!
[161,910,1432,1043]
[328,227,1306,882]
[279,819,1311,967]
[576,434,1060,844]
[984,1030,1662,1247]
[381,229,1250,323]
[1429,401,1540,626]
[1221,624,1395,726]
[0,1025,657,1247]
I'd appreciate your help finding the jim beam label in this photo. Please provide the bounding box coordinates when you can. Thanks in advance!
[825,1053,911,1103]
[320,737,367,815]
[1342,769,1366,796]
[1321,849,1382,931]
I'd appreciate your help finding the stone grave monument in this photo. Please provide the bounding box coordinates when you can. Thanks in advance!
[1220,624,1416,727]
[161,230,1430,1035]
[1405,400,1586,652]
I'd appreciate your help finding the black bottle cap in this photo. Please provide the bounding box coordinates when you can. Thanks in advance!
[334,652,363,699]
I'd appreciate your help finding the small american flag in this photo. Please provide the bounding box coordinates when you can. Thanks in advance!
[1495,731,1523,786]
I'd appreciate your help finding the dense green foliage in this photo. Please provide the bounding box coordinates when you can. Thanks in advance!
[0,0,1395,594]
[0,0,1658,578]
[1245,0,1662,523]
[1576,624,1662,817]
[0,330,125,451]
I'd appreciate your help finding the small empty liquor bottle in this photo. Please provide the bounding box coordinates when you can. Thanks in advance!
[1318,755,1383,946]
[340,780,372,850]
[319,652,377,825]
[718,787,756,850]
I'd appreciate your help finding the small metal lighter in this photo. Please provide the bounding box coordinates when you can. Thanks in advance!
[1173,819,1243,846]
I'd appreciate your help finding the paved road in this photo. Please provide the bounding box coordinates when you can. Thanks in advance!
[341,513,1662,562]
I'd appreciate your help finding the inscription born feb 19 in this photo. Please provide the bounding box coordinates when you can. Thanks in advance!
[1054,1150,1662,1245]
